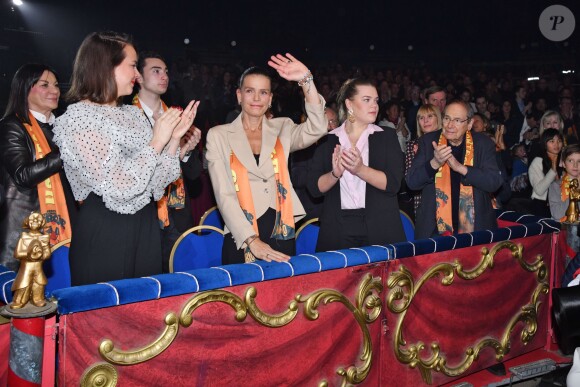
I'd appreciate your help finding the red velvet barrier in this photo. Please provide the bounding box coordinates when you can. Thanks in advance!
[381,235,553,386]
[0,322,8,386]
[55,232,559,386]
[59,265,384,386]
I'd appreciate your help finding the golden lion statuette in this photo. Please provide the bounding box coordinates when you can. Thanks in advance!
[565,179,580,224]
[10,212,51,310]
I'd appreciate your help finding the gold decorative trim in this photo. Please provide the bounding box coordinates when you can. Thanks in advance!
[80,362,118,387]
[99,312,179,365]
[298,274,383,386]
[386,241,548,384]
[245,286,299,327]
[180,289,247,326]
[85,274,382,386]
[169,225,225,273]
[295,217,319,239]
[50,238,71,252]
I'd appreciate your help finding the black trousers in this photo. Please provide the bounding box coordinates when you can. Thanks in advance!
[221,208,295,265]
[70,194,162,286]
[330,208,369,250]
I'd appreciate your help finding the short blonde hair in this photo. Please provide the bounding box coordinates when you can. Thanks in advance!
[416,104,442,137]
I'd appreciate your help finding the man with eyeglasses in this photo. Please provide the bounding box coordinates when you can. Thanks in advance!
[325,107,338,131]
[406,101,503,239]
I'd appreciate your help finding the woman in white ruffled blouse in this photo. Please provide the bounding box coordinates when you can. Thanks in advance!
[53,32,198,285]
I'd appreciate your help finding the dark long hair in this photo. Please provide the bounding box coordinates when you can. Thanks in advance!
[3,63,58,124]
[540,128,563,176]
[67,31,132,105]
[238,66,272,89]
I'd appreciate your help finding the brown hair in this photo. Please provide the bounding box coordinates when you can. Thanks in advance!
[562,144,580,163]
[336,78,375,123]
[66,31,133,105]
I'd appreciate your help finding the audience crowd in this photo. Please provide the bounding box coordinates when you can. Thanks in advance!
[1,42,579,277]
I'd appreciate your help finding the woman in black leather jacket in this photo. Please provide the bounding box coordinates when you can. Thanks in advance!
[0,64,77,271]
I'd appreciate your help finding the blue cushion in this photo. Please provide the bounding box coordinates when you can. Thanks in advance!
[400,210,415,241]
[44,245,71,292]
[173,229,224,271]
[296,224,319,255]
[202,209,224,229]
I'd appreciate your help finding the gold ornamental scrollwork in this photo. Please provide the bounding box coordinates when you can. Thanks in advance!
[82,273,382,386]
[387,240,548,384]
[298,274,383,386]
[80,363,118,387]
[99,312,179,365]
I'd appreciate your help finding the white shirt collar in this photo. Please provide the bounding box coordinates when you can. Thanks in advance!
[138,98,164,125]
[29,110,55,125]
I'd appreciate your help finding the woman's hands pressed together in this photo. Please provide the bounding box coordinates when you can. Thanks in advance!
[341,146,364,176]
[150,100,200,155]
[171,100,200,140]
[332,145,345,178]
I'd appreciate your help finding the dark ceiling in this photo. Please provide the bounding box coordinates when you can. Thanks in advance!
[0,0,578,80]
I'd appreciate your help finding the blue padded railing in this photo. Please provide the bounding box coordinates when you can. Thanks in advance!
[0,210,560,314]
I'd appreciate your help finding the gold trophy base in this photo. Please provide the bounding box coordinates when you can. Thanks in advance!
[0,301,57,319]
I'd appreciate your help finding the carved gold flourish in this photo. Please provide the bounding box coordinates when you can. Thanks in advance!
[386,241,548,383]
[87,274,382,386]
[298,274,383,386]
[99,312,179,365]
[80,363,118,387]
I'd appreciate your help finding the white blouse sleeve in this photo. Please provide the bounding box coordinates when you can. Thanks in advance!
[529,157,557,198]
[149,148,181,201]
[54,104,180,214]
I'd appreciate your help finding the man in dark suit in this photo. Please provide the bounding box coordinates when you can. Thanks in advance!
[134,52,202,272]
[406,101,503,239]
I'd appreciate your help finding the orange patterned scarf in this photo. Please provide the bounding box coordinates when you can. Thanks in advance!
[434,130,475,235]
[230,138,295,262]
[23,113,72,245]
[559,174,573,222]
[133,95,185,228]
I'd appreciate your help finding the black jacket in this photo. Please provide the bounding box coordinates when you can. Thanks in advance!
[406,130,503,239]
[0,114,77,270]
[307,128,406,251]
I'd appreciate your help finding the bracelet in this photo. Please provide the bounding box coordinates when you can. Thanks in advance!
[331,170,340,179]
[297,71,313,86]
[297,71,314,93]
[245,235,258,248]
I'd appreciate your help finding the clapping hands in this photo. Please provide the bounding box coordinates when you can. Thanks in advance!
[332,145,364,177]
[150,100,200,155]
[431,141,468,175]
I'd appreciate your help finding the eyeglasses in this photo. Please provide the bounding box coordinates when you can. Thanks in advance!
[442,116,470,126]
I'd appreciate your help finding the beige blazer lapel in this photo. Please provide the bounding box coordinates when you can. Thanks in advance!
[258,116,280,176]
[227,115,261,177]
